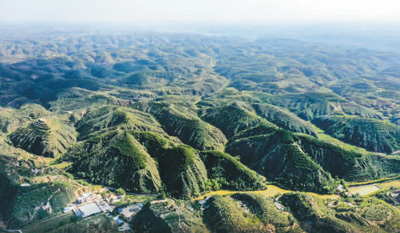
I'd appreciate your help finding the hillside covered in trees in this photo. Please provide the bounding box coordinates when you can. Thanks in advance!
[1,28,400,232]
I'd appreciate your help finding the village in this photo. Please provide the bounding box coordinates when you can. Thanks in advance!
[62,190,145,232]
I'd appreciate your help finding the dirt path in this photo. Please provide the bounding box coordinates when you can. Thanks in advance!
[0,216,6,229]
[2,229,23,233]
[193,185,338,201]
[0,215,20,233]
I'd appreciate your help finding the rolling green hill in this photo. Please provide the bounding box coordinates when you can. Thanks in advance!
[253,103,317,136]
[226,128,338,193]
[140,102,227,151]
[313,116,400,153]
[131,200,210,233]
[0,104,49,134]
[75,106,165,140]
[8,117,77,158]
[200,102,266,138]
[2,31,400,232]
[64,130,162,193]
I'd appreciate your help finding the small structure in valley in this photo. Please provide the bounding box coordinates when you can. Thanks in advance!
[274,202,285,211]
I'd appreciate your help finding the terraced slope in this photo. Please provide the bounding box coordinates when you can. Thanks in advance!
[266,93,337,120]
[253,103,317,136]
[3,31,400,232]
[200,151,267,191]
[200,102,266,138]
[64,130,162,193]
[8,117,77,157]
[226,128,337,193]
[75,106,165,140]
[233,193,295,230]
[131,199,210,233]
[0,155,83,229]
[203,195,264,233]
[6,182,79,229]
[198,102,335,193]
[313,116,400,153]
[0,104,49,134]
[281,192,400,233]
[129,192,400,233]
[140,102,227,151]
[153,145,209,197]
[65,105,266,197]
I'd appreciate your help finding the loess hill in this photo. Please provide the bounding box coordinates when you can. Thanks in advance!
[1,30,400,232]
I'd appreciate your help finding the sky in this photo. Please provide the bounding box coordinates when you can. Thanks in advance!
[0,0,400,24]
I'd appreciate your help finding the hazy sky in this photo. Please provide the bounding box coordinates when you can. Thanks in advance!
[0,0,399,24]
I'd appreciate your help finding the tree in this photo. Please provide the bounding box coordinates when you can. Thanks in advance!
[116,188,126,196]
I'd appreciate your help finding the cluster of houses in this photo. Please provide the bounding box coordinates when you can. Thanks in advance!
[62,191,144,232]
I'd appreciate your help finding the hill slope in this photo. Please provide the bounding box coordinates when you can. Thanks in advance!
[64,130,162,193]
[313,116,400,153]
[8,117,76,157]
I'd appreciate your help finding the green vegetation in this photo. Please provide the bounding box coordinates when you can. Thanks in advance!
[200,102,263,138]
[155,145,208,197]
[128,192,400,233]
[8,117,77,158]
[226,128,338,193]
[22,213,75,233]
[203,195,263,233]
[63,100,267,197]
[0,104,49,133]
[313,115,400,153]
[265,93,337,120]
[2,31,400,232]
[115,188,126,196]
[253,103,317,136]
[141,102,227,151]
[75,106,164,140]
[280,192,357,232]
[200,151,267,191]
[112,132,147,169]
[48,214,119,233]
[131,200,209,233]
[130,204,173,233]
[64,130,162,193]
[233,193,296,229]
[5,180,79,229]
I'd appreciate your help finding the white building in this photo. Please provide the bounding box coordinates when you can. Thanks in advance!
[74,203,102,218]
[274,202,285,211]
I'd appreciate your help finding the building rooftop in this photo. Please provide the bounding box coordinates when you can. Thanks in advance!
[75,203,102,218]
